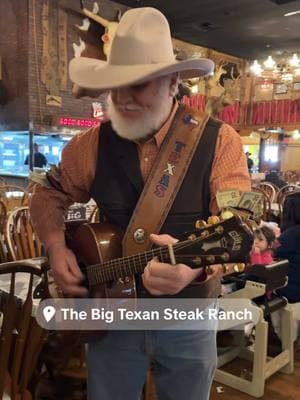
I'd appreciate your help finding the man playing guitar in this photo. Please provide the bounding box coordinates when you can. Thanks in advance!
[30,7,251,400]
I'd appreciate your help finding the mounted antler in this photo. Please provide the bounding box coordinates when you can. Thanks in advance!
[222,66,241,106]
[80,0,109,27]
[206,61,227,92]
[64,1,122,98]
[205,63,241,116]
[80,0,119,57]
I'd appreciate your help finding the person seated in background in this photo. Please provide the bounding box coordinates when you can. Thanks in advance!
[24,143,47,168]
[250,226,276,265]
[265,170,287,189]
[275,192,300,302]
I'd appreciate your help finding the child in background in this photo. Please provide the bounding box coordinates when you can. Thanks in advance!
[250,226,276,265]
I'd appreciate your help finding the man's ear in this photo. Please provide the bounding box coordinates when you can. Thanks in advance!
[169,73,180,97]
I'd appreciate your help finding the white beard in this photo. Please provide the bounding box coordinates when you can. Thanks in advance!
[107,87,173,141]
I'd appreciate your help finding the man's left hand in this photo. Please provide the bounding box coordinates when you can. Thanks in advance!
[142,233,204,296]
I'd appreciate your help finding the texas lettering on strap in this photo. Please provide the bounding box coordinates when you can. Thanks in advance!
[122,104,210,256]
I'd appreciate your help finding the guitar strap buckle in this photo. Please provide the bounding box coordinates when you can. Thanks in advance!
[133,228,147,244]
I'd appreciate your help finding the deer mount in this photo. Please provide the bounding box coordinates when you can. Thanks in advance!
[205,61,242,116]
[65,0,122,98]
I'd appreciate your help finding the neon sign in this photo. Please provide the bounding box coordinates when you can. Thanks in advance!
[58,117,100,127]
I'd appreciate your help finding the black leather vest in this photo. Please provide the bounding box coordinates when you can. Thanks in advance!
[90,116,222,297]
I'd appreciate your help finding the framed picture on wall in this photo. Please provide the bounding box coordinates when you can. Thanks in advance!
[274,83,288,94]
[293,82,300,91]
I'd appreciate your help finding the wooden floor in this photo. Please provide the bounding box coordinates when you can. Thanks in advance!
[210,345,300,400]
[35,345,300,400]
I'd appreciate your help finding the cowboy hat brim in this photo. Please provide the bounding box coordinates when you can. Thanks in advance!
[69,57,214,90]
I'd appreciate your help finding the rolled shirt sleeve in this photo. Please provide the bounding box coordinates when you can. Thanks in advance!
[30,126,99,248]
[209,123,251,214]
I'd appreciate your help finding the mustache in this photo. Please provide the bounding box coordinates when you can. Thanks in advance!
[114,103,143,112]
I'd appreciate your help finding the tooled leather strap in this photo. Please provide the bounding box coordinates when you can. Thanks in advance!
[122,104,210,256]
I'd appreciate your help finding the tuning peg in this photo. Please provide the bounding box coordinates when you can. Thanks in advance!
[207,215,220,225]
[220,210,234,220]
[215,225,224,234]
[206,255,215,263]
[220,252,230,261]
[195,219,207,229]
[233,263,245,273]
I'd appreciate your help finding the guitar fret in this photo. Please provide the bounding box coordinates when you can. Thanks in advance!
[159,247,164,263]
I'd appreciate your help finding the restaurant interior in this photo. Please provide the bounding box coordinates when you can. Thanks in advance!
[0,0,300,399]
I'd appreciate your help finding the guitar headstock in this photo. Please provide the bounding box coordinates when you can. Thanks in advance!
[172,216,253,268]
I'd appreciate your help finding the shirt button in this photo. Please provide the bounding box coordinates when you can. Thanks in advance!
[144,157,149,162]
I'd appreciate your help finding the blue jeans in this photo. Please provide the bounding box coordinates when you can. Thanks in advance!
[87,327,217,400]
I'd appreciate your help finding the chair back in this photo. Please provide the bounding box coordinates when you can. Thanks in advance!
[0,185,29,212]
[0,200,10,263]
[0,261,48,399]
[256,182,278,203]
[276,184,300,213]
[6,207,43,261]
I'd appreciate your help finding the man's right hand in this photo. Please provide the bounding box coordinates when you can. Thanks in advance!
[47,243,88,297]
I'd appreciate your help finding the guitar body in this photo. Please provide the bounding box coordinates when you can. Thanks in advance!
[69,222,137,298]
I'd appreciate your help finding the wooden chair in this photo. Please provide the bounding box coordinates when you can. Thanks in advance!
[251,187,272,221]
[0,200,10,263]
[276,184,300,214]
[0,260,48,400]
[5,208,87,394]
[0,185,29,212]
[5,207,43,261]
[255,182,278,203]
[283,170,300,185]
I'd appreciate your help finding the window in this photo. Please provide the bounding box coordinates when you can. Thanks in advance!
[264,144,278,162]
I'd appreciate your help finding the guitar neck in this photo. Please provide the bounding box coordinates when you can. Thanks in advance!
[86,245,177,285]
[77,216,253,287]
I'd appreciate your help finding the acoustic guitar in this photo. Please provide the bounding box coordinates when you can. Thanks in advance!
[46,216,253,299]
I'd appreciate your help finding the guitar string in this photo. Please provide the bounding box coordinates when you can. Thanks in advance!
[84,231,222,283]
[85,231,218,274]
[86,251,228,285]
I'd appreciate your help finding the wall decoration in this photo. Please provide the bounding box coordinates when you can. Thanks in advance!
[58,7,68,90]
[274,83,288,94]
[46,95,62,107]
[293,82,300,91]
[41,1,68,96]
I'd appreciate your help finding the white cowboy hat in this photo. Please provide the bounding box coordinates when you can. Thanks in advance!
[69,7,214,90]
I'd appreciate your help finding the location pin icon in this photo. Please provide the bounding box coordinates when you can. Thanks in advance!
[43,305,56,322]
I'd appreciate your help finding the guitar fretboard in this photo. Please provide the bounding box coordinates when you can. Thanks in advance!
[85,238,196,285]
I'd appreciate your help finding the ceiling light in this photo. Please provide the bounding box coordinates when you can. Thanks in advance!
[284,10,300,16]
[250,53,300,83]
[250,60,263,75]
[289,53,300,67]
[264,56,276,69]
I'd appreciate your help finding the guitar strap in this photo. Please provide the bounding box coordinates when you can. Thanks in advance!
[122,104,210,256]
